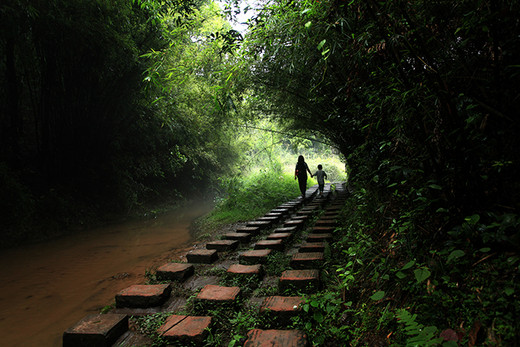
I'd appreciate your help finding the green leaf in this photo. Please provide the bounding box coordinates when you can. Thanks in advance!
[370,290,385,301]
[504,287,514,296]
[401,260,415,270]
[447,250,465,264]
[479,247,491,253]
[414,268,431,283]
[428,184,442,190]
[317,39,326,50]
[465,214,480,225]
[313,311,324,323]
[396,271,407,279]
[305,21,312,28]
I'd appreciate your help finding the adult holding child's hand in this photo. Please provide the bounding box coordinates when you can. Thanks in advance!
[294,155,312,199]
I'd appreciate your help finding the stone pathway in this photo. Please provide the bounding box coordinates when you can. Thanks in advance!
[63,183,347,346]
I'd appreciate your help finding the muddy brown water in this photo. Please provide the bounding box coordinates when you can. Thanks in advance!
[0,200,213,347]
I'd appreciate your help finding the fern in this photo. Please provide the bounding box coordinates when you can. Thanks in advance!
[396,309,443,347]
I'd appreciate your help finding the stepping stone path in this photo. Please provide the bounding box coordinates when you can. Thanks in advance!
[64,182,348,346]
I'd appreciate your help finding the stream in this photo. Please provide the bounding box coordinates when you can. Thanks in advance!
[0,200,213,346]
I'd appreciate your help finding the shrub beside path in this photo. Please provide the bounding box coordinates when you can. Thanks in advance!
[63,182,347,346]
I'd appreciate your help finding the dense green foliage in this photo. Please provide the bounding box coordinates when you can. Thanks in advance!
[0,0,244,246]
[223,0,520,344]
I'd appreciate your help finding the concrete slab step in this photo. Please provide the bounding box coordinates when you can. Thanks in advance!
[262,213,284,222]
[270,208,290,216]
[222,232,253,243]
[290,252,324,269]
[196,284,240,303]
[186,249,218,264]
[115,284,171,308]
[63,314,128,347]
[206,240,239,252]
[158,315,211,345]
[254,239,284,251]
[240,249,272,264]
[279,269,320,293]
[156,263,194,281]
[260,296,304,321]
[244,329,308,346]
[298,242,326,253]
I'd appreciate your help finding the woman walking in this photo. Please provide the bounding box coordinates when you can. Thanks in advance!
[295,155,313,199]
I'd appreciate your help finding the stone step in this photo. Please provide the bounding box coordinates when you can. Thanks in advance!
[222,232,253,243]
[186,249,218,264]
[240,249,272,264]
[306,233,333,242]
[196,284,240,303]
[236,226,261,235]
[158,315,211,345]
[290,252,324,269]
[298,242,326,253]
[254,239,284,251]
[156,263,194,281]
[115,284,171,308]
[323,211,340,217]
[312,226,335,234]
[227,264,264,279]
[206,240,239,252]
[279,269,320,293]
[63,314,128,347]
[244,329,308,346]
[259,296,304,321]
[292,215,310,222]
[266,232,292,244]
[283,219,305,231]
[256,216,279,224]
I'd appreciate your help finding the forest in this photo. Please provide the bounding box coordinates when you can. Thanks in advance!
[1,0,519,345]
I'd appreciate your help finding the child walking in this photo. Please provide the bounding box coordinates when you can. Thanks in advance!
[313,164,328,196]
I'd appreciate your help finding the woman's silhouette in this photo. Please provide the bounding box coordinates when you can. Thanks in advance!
[294,155,313,199]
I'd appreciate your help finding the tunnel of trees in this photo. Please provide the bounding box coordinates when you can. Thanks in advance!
[1,0,519,344]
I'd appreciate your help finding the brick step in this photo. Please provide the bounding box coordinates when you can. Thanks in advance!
[236,226,261,235]
[227,264,264,279]
[206,240,239,252]
[306,233,333,242]
[244,329,308,346]
[63,314,128,347]
[298,242,325,253]
[254,239,284,251]
[196,284,240,304]
[158,315,211,345]
[273,226,297,234]
[186,249,218,264]
[240,249,272,264]
[246,220,272,230]
[314,219,338,227]
[222,232,253,243]
[270,208,290,216]
[266,232,292,244]
[115,284,171,308]
[279,269,320,293]
[260,296,304,321]
[156,263,194,281]
[283,219,305,231]
[290,252,324,269]
[312,226,335,234]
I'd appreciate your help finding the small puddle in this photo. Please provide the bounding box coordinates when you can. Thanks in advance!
[0,200,213,346]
